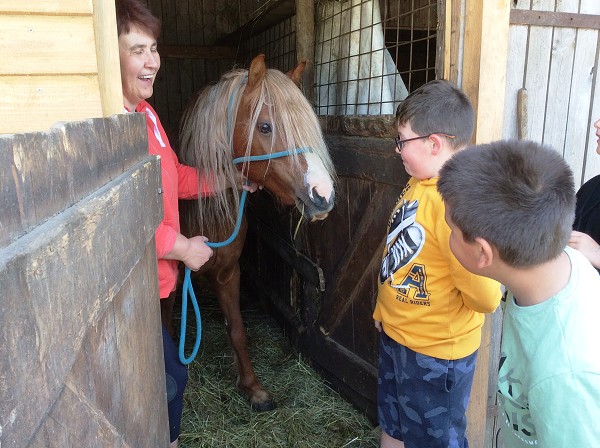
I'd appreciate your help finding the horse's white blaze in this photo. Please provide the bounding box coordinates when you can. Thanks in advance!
[304,153,334,202]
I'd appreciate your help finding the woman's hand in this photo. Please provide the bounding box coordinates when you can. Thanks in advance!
[164,234,213,271]
[182,236,213,271]
[568,230,600,269]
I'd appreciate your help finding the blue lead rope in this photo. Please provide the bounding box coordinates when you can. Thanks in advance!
[178,146,313,364]
[178,188,248,365]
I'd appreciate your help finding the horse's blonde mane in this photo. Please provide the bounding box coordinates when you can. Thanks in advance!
[179,65,335,235]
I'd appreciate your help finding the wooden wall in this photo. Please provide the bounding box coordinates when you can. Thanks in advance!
[0,0,122,134]
[0,114,168,447]
[503,0,600,186]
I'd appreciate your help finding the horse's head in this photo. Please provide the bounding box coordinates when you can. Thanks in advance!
[232,55,335,222]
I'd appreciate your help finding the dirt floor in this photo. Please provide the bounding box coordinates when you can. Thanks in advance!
[174,291,379,448]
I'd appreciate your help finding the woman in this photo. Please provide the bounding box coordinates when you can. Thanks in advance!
[569,118,600,273]
[115,1,212,446]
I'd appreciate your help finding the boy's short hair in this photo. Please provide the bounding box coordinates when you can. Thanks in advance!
[437,140,575,267]
[396,80,474,148]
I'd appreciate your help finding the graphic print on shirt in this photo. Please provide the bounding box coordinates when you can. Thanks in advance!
[497,352,537,444]
[380,198,426,296]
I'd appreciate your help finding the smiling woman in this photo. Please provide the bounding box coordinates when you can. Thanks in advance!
[115,1,215,447]
[118,27,160,112]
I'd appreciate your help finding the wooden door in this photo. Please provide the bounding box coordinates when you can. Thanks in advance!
[0,115,168,447]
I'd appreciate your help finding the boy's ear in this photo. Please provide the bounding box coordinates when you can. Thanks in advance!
[473,237,495,269]
[429,133,445,154]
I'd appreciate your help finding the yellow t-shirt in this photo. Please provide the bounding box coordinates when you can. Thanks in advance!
[373,177,501,360]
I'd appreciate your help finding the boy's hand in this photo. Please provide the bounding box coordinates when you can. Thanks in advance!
[569,230,600,269]
[374,320,382,332]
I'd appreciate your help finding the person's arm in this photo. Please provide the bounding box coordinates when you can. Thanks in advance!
[155,222,212,271]
[163,233,213,271]
[436,205,502,313]
[568,230,600,269]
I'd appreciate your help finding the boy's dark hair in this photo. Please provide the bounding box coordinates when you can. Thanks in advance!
[437,140,575,267]
[115,0,161,39]
[396,80,474,148]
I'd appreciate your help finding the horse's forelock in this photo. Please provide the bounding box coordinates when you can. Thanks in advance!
[263,70,336,179]
[179,70,250,231]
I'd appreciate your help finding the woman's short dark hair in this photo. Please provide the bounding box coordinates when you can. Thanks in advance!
[115,0,161,39]
[396,80,475,148]
[438,140,575,267]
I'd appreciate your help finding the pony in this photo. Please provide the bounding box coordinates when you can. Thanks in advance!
[172,54,336,411]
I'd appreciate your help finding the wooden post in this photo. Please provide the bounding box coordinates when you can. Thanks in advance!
[93,0,125,116]
[449,1,511,447]
[295,0,315,104]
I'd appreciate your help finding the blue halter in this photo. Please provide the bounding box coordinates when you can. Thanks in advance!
[178,76,313,363]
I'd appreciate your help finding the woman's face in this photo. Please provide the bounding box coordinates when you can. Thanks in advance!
[118,25,160,111]
[594,118,600,155]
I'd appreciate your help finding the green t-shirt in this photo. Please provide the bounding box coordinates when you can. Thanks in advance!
[498,247,600,447]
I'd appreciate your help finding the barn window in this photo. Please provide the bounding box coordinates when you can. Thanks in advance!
[314,0,438,115]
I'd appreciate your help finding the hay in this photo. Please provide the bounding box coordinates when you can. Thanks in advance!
[176,295,379,448]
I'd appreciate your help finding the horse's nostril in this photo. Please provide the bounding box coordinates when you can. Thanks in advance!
[311,187,327,208]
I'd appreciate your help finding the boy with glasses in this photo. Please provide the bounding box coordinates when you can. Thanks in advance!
[374,80,502,448]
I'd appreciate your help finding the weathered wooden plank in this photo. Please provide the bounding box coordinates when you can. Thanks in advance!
[0,157,162,448]
[319,115,396,138]
[326,135,406,186]
[510,9,600,29]
[524,0,555,143]
[0,75,103,134]
[502,0,531,140]
[542,0,578,153]
[0,0,92,15]
[0,15,97,75]
[562,28,598,176]
[318,185,401,331]
[0,114,149,245]
[296,0,314,103]
[252,215,325,290]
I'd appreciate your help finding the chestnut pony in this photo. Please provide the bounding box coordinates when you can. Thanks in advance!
[172,55,335,411]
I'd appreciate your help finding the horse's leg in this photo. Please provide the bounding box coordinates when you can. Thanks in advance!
[211,262,275,411]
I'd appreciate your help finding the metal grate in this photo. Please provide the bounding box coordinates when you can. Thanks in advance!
[315,0,438,116]
[242,17,297,73]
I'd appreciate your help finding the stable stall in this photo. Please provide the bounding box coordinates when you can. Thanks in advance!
[1,1,599,447]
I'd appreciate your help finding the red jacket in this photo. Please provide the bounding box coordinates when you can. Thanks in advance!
[135,101,212,298]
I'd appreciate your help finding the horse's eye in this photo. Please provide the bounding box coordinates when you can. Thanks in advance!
[258,122,272,134]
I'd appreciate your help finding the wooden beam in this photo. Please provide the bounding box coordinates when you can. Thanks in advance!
[510,10,600,29]
[93,0,123,116]
[462,0,511,143]
[295,0,314,103]
[459,1,511,447]
[158,44,237,60]
[214,0,295,46]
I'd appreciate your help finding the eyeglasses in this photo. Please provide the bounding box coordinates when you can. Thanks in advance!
[394,133,456,151]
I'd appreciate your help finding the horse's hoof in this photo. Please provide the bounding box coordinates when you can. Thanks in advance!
[251,399,276,412]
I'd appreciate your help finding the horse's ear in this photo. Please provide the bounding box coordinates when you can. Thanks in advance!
[287,60,307,87]
[246,54,267,93]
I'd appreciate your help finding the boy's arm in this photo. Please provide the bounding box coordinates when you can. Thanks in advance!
[436,207,501,312]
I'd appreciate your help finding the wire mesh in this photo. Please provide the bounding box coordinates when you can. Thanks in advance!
[314,0,438,116]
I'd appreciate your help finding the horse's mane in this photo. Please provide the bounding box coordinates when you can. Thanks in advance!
[178,65,335,235]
